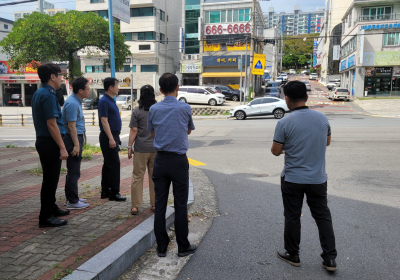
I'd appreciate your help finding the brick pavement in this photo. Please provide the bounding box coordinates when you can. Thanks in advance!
[0,147,154,280]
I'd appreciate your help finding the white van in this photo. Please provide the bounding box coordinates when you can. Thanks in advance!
[116,95,133,110]
[177,86,225,106]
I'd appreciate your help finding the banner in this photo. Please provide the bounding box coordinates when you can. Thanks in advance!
[112,0,130,24]
[313,39,317,67]
[181,62,202,73]
[0,61,38,74]
[375,51,400,66]
[179,28,184,53]
[333,45,340,61]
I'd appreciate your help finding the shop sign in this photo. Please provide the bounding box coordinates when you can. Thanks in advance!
[227,42,250,51]
[365,67,392,77]
[86,77,126,85]
[340,59,347,72]
[181,62,202,73]
[5,80,17,83]
[202,55,250,67]
[359,29,365,64]
[316,18,322,32]
[333,45,340,61]
[26,80,38,83]
[204,23,251,35]
[360,23,400,31]
[313,39,317,67]
[393,67,400,77]
[0,61,38,74]
[204,43,220,52]
[179,27,184,53]
[120,77,131,87]
[111,0,130,24]
[348,54,356,68]
[375,51,400,66]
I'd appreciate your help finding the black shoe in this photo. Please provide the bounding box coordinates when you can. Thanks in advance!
[53,208,70,217]
[101,193,109,199]
[157,247,167,257]
[322,259,337,272]
[277,250,301,267]
[39,216,68,228]
[109,194,126,202]
[178,245,197,257]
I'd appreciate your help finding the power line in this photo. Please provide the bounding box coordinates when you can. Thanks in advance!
[0,0,36,6]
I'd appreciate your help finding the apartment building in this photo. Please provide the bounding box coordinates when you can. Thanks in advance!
[76,0,181,99]
[339,0,400,97]
[264,6,325,36]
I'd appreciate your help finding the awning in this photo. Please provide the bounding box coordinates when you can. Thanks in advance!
[202,72,246,78]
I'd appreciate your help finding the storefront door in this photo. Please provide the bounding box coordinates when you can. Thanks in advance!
[392,78,400,96]
[3,84,22,106]
[24,84,37,106]
[364,67,392,96]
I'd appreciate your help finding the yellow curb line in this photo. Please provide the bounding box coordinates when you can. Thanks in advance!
[188,158,206,166]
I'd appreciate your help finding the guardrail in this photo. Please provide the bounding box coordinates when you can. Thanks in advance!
[0,113,100,126]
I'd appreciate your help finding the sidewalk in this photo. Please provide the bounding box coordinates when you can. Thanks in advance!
[353,98,400,118]
[0,147,156,280]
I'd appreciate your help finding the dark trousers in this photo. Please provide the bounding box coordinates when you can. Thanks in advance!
[35,137,62,221]
[281,176,337,261]
[64,134,84,204]
[99,130,121,195]
[152,152,190,251]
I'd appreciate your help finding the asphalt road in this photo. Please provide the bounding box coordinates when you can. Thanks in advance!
[176,78,400,279]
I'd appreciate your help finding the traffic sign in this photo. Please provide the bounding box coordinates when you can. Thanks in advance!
[252,54,266,75]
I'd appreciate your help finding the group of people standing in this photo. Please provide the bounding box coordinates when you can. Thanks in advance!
[31,63,336,267]
[31,65,196,257]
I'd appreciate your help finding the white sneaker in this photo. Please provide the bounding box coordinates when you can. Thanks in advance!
[66,202,89,210]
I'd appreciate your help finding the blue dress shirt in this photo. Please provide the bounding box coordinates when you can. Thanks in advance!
[147,96,195,155]
[62,93,85,135]
[31,84,65,137]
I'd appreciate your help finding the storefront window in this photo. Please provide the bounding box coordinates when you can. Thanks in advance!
[141,65,158,72]
[364,67,392,95]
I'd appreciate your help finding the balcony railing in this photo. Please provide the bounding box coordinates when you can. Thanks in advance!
[356,13,400,23]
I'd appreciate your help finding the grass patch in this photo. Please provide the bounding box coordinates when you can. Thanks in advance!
[358,96,400,100]
[82,143,101,156]
[52,263,62,269]
[82,154,92,160]
[74,256,83,263]
[200,112,210,116]
[6,144,16,148]
[119,147,129,155]
[222,111,230,116]
[29,166,43,176]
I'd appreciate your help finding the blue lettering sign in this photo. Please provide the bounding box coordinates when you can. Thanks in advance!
[340,59,347,71]
[376,25,380,30]
[368,25,371,30]
[389,24,393,28]
[395,23,398,28]
[372,25,375,29]
[385,24,389,29]
[348,54,356,68]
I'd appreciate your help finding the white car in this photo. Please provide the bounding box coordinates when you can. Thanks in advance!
[301,81,311,91]
[279,75,288,83]
[326,81,341,90]
[178,86,225,106]
[230,97,289,120]
[309,73,318,80]
[289,69,296,75]
[116,95,133,110]
[328,87,350,101]
[275,78,284,85]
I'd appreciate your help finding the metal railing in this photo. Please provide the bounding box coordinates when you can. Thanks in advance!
[0,113,100,126]
[356,13,400,23]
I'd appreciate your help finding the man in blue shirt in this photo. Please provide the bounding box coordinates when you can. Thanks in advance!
[62,77,90,210]
[31,63,70,228]
[271,81,337,272]
[98,77,126,202]
[148,73,196,258]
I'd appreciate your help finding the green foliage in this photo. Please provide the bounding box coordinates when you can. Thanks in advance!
[282,34,316,69]
[5,144,16,148]
[0,11,131,80]
[82,143,102,156]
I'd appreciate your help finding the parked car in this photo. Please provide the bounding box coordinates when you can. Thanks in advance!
[289,69,296,75]
[266,81,279,88]
[82,97,99,110]
[262,75,271,85]
[178,86,225,106]
[275,77,284,85]
[301,80,311,91]
[205,84,243,101]
[301,70,310,75]
[309,73,318,80]
[264,87,280,97]
[328,87,350,101]
[116,95,133,110]
[230,97,289,120]
[327,80,341,90]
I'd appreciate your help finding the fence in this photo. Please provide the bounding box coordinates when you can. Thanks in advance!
[0,113,100,126]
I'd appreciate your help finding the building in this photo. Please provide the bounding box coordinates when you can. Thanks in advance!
[14,1,69,21]
[339,0,400,97]
[318,0,352,84]
[264,6,325,36]
[184,0,264,96]
[76,0,182,99]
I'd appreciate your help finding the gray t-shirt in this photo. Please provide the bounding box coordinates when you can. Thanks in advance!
[129,107,157,153]
[273,106,331,184]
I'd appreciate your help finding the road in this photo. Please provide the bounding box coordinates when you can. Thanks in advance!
[176,76,400,279]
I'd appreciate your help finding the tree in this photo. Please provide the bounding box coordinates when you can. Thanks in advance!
[0,11,131,80]
[282,34,316,69]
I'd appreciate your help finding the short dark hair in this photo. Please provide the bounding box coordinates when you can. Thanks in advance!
[104,77,119,91]
[159,73,178,94]
[283,81,307,103]
[72,77,89,94]
[139,85,156,111]
[38,63,61,84]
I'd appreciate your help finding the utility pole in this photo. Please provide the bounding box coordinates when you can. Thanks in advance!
[249,0,255,100]
[107,0,116,77]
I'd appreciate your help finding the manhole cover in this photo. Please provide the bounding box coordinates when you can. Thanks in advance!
[255,174,269,177]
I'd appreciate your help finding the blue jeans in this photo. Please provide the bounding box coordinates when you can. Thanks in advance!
[64,134,84,204]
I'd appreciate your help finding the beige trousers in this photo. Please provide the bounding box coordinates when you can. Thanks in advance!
[130,152,156,208]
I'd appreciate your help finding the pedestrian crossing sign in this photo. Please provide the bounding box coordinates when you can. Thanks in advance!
[252,54,266,75]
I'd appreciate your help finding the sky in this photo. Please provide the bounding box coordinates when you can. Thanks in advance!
[0,0,326,21]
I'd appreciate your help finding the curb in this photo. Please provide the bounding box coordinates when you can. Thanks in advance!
[352,100,400,118]
[63,179,195,280]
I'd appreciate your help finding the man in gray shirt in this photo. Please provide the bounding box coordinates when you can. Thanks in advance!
[271,81,337,272]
